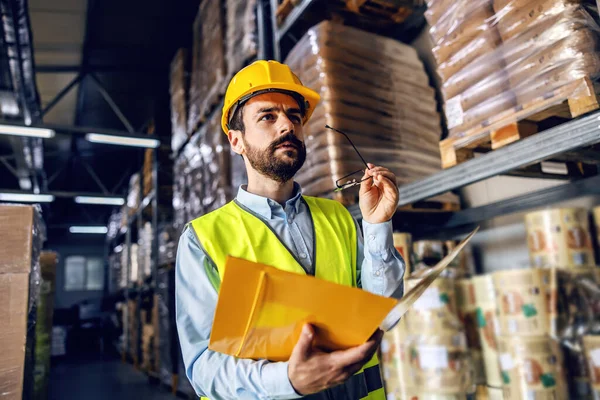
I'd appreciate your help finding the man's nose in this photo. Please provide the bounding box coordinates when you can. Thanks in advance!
[277,114,294,136]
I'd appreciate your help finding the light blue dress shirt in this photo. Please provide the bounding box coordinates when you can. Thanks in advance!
[175,183,405,399]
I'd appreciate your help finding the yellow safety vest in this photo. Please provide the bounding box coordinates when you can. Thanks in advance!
[189,196,385,400]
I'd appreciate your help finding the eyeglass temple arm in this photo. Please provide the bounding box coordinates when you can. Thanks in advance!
[325,125,370,170]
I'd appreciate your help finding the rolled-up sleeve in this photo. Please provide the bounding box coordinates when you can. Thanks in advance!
[357,220,405,299]
[175,228,302,400]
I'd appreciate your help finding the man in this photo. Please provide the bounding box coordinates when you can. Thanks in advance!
[176,60,405,400]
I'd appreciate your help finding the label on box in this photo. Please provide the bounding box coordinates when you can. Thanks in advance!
[445,96,464,130]
[500,353,515,371]
[418,345,449,369]
[413,287,444,311]
[591,349,600,367]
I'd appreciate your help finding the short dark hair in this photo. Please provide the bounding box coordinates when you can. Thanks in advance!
[228,103,245,133]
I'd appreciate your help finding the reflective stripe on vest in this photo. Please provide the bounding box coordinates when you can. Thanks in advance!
[190,196,385,400]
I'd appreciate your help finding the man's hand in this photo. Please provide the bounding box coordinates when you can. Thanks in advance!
[288,325,383,396]
[359,163,399,224]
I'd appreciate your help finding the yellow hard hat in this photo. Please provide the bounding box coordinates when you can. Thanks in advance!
[221,60,320,134]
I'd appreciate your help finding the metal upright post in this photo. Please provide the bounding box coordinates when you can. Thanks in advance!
[151,147,159,289]
[124,212,132,361]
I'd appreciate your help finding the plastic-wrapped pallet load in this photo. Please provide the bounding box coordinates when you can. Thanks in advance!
[127,173,141,215]
[225,0,257,79]
[170,49,189,152]
[188,0,226,133]
[138,222,153,280]
[285,21,458,206]
[393,233,412,279]
[425,0,600,147]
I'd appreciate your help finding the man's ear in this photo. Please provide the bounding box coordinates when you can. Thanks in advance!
[228,130,245,156]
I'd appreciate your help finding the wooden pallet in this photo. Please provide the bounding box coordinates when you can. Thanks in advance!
[344,0,416,23]
[276,0,302,25]
[440,77,600,169]
[333,191,460,212]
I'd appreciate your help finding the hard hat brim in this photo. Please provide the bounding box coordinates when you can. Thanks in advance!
[221,82,321,134]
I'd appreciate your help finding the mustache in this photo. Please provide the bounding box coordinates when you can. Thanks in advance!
[269,133,304,151]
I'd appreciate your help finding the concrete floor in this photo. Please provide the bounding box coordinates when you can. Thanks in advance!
[49,357,179,400]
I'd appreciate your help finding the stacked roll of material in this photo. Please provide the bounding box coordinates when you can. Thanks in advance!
[393,233,412,279]
[225,0,257,80]
[473,275,503,390]
[525,208,596,268]
[425,0,600,142]
[412,240,471,279]
[583,336,600,399]
[188,0,227,133]
[401,276,474,396]
[170,49,189,153]
[284,21,458,206]
[456,279,487,386]
[138,222,153,281]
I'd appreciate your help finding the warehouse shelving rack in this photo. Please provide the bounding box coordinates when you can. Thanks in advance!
[262,0,600,240]
[106,146,160,365]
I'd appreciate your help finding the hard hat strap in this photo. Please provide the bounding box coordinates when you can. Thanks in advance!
[227,88,308,129]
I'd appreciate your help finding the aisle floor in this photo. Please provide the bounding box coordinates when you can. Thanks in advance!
[49,357,179,400]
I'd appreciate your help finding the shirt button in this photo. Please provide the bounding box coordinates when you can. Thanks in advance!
[287,218,292,224]
[299,253,307,259]
[375,270,381,277]
[369,235,376,241]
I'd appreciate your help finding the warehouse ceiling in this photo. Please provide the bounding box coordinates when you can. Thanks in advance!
[0,0,199,237]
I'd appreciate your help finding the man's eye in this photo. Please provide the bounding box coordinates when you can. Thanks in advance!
[260,114,274,121]
[290,115,302,123]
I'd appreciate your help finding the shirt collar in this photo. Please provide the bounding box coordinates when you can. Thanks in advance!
[236,182,303,219]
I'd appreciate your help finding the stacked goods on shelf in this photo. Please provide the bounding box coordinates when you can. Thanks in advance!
[140,295,159,374]
[412,240,472,278]
[108,248,123,293]
[225,0,257,79]
[472,275,503,393]
[381,275,475,398]
[456,279,486,386]
[525,208,595,269]
[424,0,600,168]
[393,233,412,280]
[171,49,190,153]
[0,205,45,400]
[130,244,140,285]
[594,206,600,254]
[284,21,459,207]
[119,245,128,289]
[138,222,153,281]
[188,0,227,133]
[34,251,57,400]
[107,210,123,240]
[127,173,141,215]
[173,110,233,230]
[158,223,178,266]
[127,299,139,364]
[583,335,600,399]
[157,267,178,388]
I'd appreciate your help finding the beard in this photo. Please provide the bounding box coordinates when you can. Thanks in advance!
[243,133,307,183]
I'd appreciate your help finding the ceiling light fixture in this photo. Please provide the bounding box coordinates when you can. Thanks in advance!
[69,226,108,234]
[0,124,55,138]
[0,193,55,203]
[74,196,125,206]
[86,133,160,148]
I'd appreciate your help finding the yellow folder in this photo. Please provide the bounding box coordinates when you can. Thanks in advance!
[209,228,478,361]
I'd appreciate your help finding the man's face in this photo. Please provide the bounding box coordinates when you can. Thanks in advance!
[231,92,307,183]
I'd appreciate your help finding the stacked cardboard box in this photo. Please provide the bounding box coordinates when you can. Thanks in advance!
[425,0,600,142]
[171,49,190,153]
[0,204,44,400]
[34,251,57,400]
[285,21,458,206]
[138,222,153,282]
[188,0,227,133]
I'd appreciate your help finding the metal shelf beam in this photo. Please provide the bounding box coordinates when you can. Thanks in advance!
[275,0,318,43]
[398,111,600,206]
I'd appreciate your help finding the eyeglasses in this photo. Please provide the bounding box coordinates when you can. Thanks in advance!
[324,125,373,192]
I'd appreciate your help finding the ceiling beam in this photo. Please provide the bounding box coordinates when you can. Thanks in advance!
[36,65,167,74]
